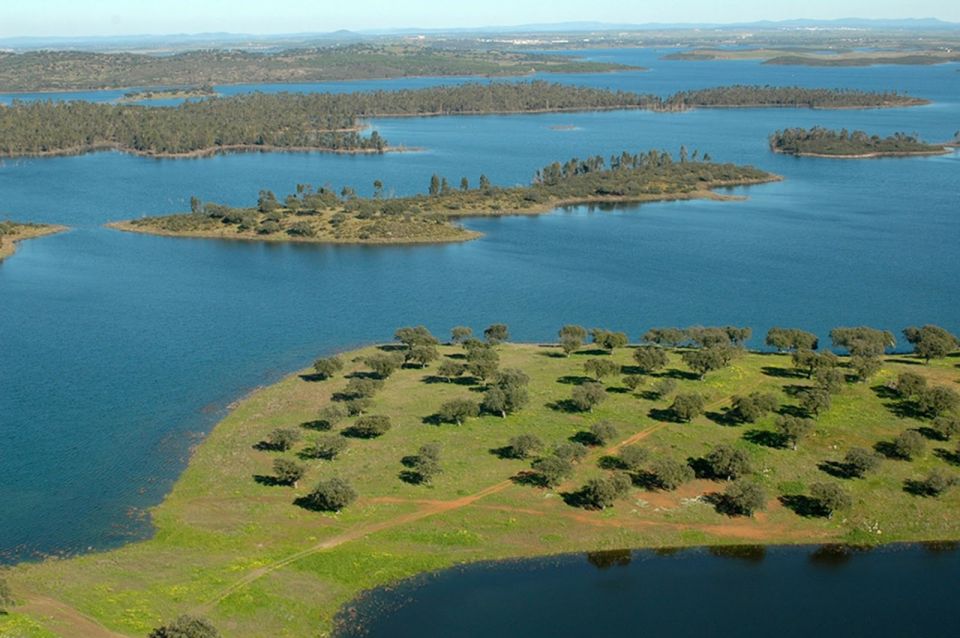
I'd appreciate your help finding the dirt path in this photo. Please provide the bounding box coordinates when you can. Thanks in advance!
[195,479,515,613]
[18,596,130,638]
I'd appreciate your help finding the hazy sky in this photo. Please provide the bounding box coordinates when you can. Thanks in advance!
[2,0,957,37]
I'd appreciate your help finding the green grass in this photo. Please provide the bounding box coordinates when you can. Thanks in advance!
[5,343,960,637]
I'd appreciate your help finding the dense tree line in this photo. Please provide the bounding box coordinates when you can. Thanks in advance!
[0,82,923,157]
[668,85,924,109]
[0,45,628,92]
[770,127,944,156]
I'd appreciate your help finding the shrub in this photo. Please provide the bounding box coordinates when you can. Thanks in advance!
[578,472,633,509]
[730,392,779,423]
[149,615,220,638]
[911,469,957,497]
[893,430,925,459]
[589,421,619,446]
[264,428,300,452]
[650,457,694,490]
[722,480,767,516]
[304,434,348,460]
[312,356,344,379]
[272,459,306,486]
[810,482,851,517]
[507,434,544,459]
[553,442,588,463]
[315,404,347,430]
[843,447,880,477]
[670,393,705,422]
[347,415,392,438]
[618,445,648,471]
[437,398,480,425]
[653,378,677,399]
[302,477,357,511]
[632,346,669,374]
[571,382,607,412]
[704,444,752,480]
[776,415,814,450]
[531,455,574,487]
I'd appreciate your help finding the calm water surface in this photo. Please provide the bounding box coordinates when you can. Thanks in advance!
[1,50,958,560]
[335,544,960,638]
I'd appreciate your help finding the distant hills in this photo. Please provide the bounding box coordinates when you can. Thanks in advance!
[1,18,957,53]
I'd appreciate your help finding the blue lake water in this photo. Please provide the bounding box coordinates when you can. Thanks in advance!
[335,544,960,638]
[1,49,959,561]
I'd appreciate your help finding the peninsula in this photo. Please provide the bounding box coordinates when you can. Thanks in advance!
[0,221,66,261]
[109,153,779,245]
[664,48,960,67]
[3,323,958,637]
[0,45,637,93]
[0,83,927,158]
[770,127,951,158]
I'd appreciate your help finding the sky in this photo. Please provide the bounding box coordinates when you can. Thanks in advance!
[1,0,957,37]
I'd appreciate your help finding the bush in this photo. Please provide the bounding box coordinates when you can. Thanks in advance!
[507,434,544,459]
[312,356,344,379]
[670,393,705,422]
[553,442,588,463]
[304,434,348,460]
[894,371,926,398]
[722,480,767,516]
[437,398,480,425]
[618,445,648,471]
[315,404,347,430]
[893,430,925,459]
[571,381,607,412]
[584,358,620,380]
[341,377,384,399]
[302,477,357,512]
[704,444,752,480]
[776,415,814,450]
[932,415,960,440]
[365,352,405,378]
[810,482,851,517]
[347,415,392,438]
[632,346,668,374]
[917,386,960,418]
[650,457,694,490]
[911,469,957,497]
[589,421,619,445]
[264,428,300,451]
[843,447,880,477]
[653,378,677,399]
[149,615,220,638]
[578,472,633,509]
[531,455,574,487]
[272,459,306,486]
[730,392,779,423]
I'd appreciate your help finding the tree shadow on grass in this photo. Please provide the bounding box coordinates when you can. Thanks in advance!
[511,471,548,487]
[743,429,787,449]
[933,448,960,466]
[399,470,427,485]
[886,357,923,366]
[539,351,568,359]
[775,405,809,418]
[490,446,520,460]
[874,441,908,460]
[648,408,682,423]
[916,426,949,441]
[631,470,662,490]
[607,386,631,394]
[421,414,445,426]
[557,375,594,386]
[779,494,827,518]
[598,455,628,470]
[301,419,332,432]
[703,492,750,518]
[818,461,859,479]
[903,479,938,497]
[661,369,700,381]
[421,375,477,386]
[781,384,809,398]
[560,489,595,509]
[761,366,803,379]
[570,431,601,446]
[706,410,740,427]
[871,384,900,400]
[299,372,334,383]
[252,441,284,452]
[377,344,406,352]
[548,399,586,413]
[253,474,285,487]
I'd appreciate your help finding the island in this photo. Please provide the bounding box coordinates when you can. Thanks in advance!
[0,221,66,261]
[664,48,960,67]
[3,322,958,637]
[770,127,952,158]
[109,153,779,245]
[118,85,218,102]
[0,83,928,158]
[0,45,638,93]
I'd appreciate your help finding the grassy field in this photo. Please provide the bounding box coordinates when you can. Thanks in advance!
[2,338,959,637]
[0,224,66,261]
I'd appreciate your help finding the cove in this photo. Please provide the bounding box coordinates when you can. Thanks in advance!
[335,543,960,637]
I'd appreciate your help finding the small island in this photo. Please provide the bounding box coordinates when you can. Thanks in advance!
[664,48,960,68]
[4,323,958,637]
[118,85,218,102]
[770,127,951,158]
[109,152,780,245]
[0,221,66,261]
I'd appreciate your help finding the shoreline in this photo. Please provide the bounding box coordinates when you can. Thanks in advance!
[771,146,951,159]
[105,175,783,247]
[0,142,419,160]
[0,224,68,261]
[6,342,957,637]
